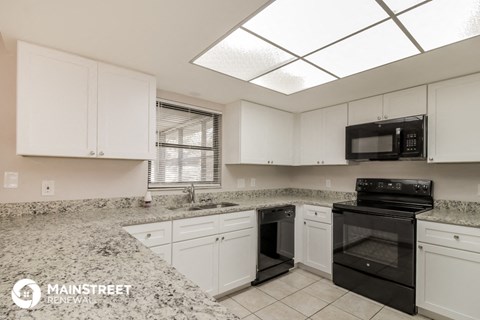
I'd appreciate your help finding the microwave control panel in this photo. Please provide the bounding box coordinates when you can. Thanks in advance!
[402,129,423,156]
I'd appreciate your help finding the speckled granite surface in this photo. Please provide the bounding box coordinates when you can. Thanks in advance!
[417,208,480,228]
[0,194,344,320]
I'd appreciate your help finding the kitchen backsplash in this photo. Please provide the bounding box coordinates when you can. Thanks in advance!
[0,188,478,217]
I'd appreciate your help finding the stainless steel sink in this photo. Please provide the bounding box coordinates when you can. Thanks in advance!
[167,202,239,211]
[187,202,239,211]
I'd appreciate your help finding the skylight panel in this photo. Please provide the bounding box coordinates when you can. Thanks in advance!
[398,0,480,51]
[250,60,337,95]
[382,0,426,14]
[193,28,295,81]
[243,0,389,56]
[305,20,420,77]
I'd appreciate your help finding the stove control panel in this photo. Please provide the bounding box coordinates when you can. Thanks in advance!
[356,178,432,196]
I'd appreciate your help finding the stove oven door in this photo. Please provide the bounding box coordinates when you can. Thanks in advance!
[333,209,415,287]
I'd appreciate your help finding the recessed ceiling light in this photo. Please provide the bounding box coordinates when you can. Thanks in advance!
[399,0,480,51]
[305,20,420,77]
[250,60,337,95]
[193,28,295,81]
[243,0,389,56]
[382,0,427,14]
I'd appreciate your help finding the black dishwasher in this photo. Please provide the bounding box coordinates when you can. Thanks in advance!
[252,205,295,285]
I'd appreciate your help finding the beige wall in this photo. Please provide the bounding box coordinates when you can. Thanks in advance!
[292,161,480,201]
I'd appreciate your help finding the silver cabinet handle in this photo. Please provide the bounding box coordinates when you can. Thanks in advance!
[271,160,273,164]
[146,233,151,239]
[215,237,219,241]
[454,235,460,240]
[89,151,95,156]
[384,115,388,119]
[99,151,105,156]
[377,116,381,120]
[317,161,320,164]
[418,245,423,250]
[267,161,270,164]
[304,221,306,225]
[221,236,225,241]
[321,160,324,164]
[428,157,433,161]
[314,212,318,216]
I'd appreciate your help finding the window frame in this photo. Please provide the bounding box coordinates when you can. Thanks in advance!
[148,99,222,190]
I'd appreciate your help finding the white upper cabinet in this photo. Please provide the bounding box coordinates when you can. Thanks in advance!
[97,63,156,160]
[383,85,426,120]
[224,100,293,165]
[348,85,426,125]
[299,104,348,165]
[17,41,98,157]
[428,73,480,163]
[17,41,156,160]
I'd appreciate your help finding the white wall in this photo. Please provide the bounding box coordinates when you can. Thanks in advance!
[292,161,480,201]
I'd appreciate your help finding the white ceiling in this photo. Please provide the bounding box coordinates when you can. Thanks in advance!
[1,0,480,113]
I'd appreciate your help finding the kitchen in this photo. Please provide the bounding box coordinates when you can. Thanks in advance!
[1,0,480,319]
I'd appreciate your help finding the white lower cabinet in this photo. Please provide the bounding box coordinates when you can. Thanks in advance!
[172,235,219,295]
[172,211,256,296]
[298,205,332,276]
[417,221,480,320]
[303,220,332,274]
[149,244,172,265]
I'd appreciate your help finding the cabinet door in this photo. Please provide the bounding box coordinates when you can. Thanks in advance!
[322,104,348,165]
[428,74,480,163]
[267,108,294,165]
[299,109,323,165]
[17,41,98,157]
[383,85,426,120]
[97,63,156,160]
[348,95,383,125]
[150,244,172,265]
[303,220,332,275]
[172,235,219,295]
[417,243,480,320]
[218,229,255,294]
[240,102,269,164]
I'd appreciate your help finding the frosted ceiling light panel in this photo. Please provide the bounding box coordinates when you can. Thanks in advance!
[382,0,427,14]
[193,29,295,81]
[250,60,336,95]
[399,0,480,51]
[243,0,389,56]
[306,20,420,77]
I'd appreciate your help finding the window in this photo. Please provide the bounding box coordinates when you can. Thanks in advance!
[148,100,221,188]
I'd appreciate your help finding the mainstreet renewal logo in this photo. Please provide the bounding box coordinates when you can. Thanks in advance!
[12,279,132,309]
[11,279,41,309]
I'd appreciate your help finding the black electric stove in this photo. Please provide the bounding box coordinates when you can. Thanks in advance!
[332,178,433,315]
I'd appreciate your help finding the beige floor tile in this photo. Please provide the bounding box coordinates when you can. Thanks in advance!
[372,307,431,320]
[293,268,322,281]
[230,287,276,313]
[333,292,383,320]
[257,278,299,300]
[255,301,307,320]
[219,297,251,319]
[278,271,317,289]
[302,280,347,303]
[243,314,261,320]
[311,305,362,320]
[281,290,328,317]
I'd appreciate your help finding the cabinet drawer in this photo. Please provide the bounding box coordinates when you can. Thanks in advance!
[150,244,172,265]
[173,215,220,242]
[303,205,332,224]
[123,221,172,247]
[418,220,480,253]
[219,210,255,233]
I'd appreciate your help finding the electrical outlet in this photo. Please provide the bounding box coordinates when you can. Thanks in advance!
[326,179,331,188]
[250,178,256,187]
[4,172,18,188]
[42,180,55,196]
[237,178,245,189]
[478,184,480,196]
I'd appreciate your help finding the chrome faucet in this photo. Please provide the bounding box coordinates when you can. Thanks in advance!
[183,183,195,204]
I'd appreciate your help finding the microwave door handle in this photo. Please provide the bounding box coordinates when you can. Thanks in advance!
[395,128,402,154]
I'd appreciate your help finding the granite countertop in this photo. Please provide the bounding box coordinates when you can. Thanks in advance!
[417,208,480,228]
[0,195,343,320]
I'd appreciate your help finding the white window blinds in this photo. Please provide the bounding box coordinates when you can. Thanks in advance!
[148,101,222,188]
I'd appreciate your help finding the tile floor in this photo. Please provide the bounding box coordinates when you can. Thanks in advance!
[218,268,430,320]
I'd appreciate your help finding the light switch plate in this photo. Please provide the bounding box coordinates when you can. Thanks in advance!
[326,179,332,188]
[4,172,18,188]
[250,178,256,187]
[237,178,245,188]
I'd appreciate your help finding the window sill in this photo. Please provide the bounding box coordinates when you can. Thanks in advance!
[148,184,221,191]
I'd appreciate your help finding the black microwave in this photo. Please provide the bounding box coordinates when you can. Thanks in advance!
[345,116,426,161]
